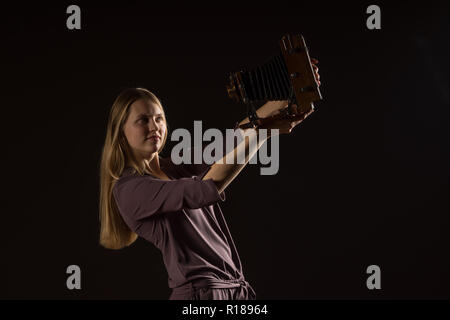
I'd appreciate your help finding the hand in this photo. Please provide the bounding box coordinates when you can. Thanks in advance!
[311,58,321,86]
[260,103,314,135]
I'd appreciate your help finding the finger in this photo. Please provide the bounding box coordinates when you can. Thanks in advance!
[290,117,306,128]
[287,112,307,122]
[311,58,319,64]
[291,120,303,127]
[289,105,303,117]
[288,104,301,116]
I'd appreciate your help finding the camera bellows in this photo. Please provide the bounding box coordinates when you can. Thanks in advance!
[226,34,322,113]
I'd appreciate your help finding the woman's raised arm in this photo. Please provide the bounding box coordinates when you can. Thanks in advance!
[202,100,292,194]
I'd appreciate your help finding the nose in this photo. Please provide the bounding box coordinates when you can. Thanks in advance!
[148,117,160,132]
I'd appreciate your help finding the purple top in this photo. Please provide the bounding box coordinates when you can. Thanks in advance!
[112,155,250,292]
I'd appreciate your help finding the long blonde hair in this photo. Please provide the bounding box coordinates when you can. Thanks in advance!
[99,88,168,249]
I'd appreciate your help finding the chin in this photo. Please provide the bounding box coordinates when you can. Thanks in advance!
[137,147,158,159]
[144,147,158,155]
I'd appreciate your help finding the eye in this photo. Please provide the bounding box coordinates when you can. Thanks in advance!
[138,117,148,124]
[156,116,164,122]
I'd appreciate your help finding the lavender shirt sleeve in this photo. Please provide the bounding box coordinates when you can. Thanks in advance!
[113,175,225,223]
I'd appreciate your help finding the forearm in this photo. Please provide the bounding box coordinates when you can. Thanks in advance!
[202,100,287,193]
[202,128,269,194]
[238,100,289,126]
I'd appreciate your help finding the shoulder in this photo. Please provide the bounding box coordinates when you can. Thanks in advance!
[113,167,145,196]
[161,154,212,179]
[115,167,140,183]
[112,164,178,197]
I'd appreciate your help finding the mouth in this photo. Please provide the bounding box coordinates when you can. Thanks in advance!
[146,135,161,141]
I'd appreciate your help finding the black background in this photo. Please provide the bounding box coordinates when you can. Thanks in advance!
[2,1,449,299]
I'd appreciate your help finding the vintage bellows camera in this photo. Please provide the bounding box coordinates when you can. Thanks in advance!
[226,34,322,129]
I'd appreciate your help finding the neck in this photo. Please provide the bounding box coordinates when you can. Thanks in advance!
[143,153,161,175]
[126,151,160,173]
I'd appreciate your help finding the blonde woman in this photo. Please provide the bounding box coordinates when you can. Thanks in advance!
[99,64,319,300]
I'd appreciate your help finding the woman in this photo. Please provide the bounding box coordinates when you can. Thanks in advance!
[99,60,320,300]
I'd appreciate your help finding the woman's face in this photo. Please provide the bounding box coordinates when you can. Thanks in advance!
[123,98,166,161]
